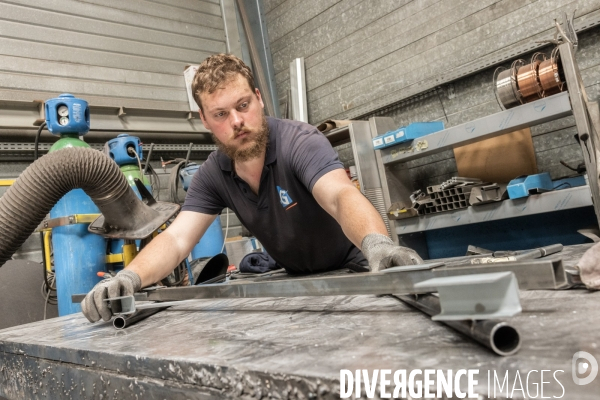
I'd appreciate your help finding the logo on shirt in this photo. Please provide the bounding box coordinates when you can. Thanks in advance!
[276,186,297,210]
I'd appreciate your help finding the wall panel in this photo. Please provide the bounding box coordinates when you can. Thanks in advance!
[0,0,227,114]
[266,0,600,124]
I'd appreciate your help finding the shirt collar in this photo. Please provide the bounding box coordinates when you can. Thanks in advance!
[216,116,278,172]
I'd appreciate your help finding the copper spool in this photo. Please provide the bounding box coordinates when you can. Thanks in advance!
[517,60,543,102]
[538,48,565,96]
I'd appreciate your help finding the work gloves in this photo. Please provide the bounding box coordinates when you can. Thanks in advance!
[361,233,423,272]
[577,242,600,290]
[81,269,142,323]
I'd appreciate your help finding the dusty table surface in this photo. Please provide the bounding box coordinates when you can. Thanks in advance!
[1,244,599,399]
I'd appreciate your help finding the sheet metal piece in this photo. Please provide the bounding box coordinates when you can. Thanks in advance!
[415,272,521,320]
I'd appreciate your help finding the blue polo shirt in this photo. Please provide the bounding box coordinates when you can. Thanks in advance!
[181,117,366,273]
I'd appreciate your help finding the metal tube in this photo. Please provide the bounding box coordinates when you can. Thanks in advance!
[514,244,563,260]
[396,294,521,356]
[112,307,167,330]
[184,142,193,167]
[143,143,154,176]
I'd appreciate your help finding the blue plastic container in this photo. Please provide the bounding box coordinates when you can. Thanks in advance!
[180,164,225,260]
[191,216,224,260]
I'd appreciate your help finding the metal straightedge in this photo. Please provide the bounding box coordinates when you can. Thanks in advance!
[105,268,522,321]
[76,258,571,323]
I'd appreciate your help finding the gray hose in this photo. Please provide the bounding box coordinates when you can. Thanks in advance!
[0,147,132,268]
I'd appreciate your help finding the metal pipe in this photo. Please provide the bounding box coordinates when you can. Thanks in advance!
[184,142,193,167]
[143,143,154,176]
[396,294,521,356]
[112,307,168,330]
[514,244,563,260]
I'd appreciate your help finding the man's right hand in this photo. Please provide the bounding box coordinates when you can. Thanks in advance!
[81,269,142,323]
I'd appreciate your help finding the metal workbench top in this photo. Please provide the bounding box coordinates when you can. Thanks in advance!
[1,246,599,399]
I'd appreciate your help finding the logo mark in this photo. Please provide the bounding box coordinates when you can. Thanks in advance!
[572,351,598,385]
[276,186,294,208]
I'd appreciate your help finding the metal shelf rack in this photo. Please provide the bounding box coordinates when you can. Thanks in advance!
[350,41,600,251]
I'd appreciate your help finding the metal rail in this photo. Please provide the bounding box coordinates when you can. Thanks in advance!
[379,92,572,165]
[75,259,564,306]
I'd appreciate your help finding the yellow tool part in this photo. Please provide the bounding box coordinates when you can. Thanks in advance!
[122,242,138,266]
[0,179,15,186]
[43,230,52,272]
[106,242,138,267]
[105,253,124,264]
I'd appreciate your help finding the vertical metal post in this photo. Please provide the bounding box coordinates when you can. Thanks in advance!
[366,117,427,256]
[220,0,244,59]
[235,0,280,118]
[289,58,308,123]
[348,121,397,242]
[560,42,600,227]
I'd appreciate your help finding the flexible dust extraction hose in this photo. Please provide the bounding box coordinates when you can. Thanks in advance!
[0,147,136,268]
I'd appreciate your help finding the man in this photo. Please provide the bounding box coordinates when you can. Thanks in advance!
[81,54,422,323]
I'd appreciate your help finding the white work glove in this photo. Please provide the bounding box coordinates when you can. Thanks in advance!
[81,269,142,322]
[576,242,600,289]
[361,233,423,272]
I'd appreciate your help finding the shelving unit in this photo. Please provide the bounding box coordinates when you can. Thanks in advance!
[350,41,600,252]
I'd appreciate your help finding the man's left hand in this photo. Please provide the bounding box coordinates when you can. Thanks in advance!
[361,233,423,272]
[577,242,600,289]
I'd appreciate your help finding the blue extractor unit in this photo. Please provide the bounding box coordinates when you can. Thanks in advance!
[46,94,107,316]
[180,164,225,259]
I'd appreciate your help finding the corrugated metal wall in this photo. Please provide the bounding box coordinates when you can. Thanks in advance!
[265,0,600,125]
[0,0,225,112]
[265,0,600,194]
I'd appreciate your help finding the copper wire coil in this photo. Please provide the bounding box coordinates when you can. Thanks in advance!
[538,49,565,96]
[517,60,543,102]
[496,69,521,109]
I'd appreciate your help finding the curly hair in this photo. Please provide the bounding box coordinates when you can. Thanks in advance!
[191,53,255,112]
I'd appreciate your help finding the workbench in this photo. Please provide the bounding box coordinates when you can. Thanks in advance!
[1,245,599,399]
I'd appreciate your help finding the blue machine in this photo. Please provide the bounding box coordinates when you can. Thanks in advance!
[180,164,225,260]
[46,94,106,316]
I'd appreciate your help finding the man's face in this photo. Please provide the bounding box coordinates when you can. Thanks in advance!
[198,74,268,162]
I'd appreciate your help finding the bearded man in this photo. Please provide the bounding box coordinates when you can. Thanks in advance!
[81,54,423,323]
